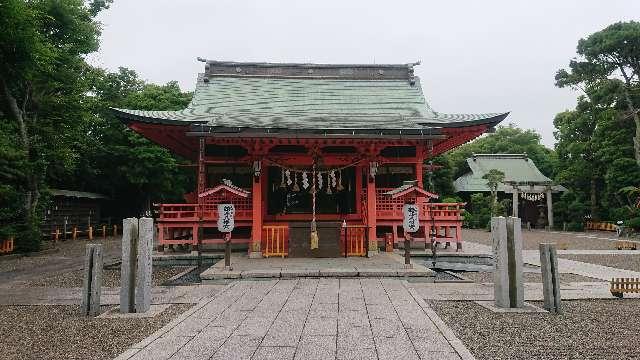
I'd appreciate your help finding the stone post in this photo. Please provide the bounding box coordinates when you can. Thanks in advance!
[492,216,524,308]
[136,217,154,313]
[546,189,554,229]
[512,191,519,218]
[539,243,562,314]
[81,244,103,316]
[120,218,138,313]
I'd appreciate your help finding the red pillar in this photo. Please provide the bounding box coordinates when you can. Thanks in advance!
[366,162,378,255]
[416,145,424,188]
[250,159,264,258]
[355,165,363,218]
[194,137,206,247]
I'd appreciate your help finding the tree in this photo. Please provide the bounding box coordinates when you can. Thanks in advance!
[0,0,111,250]
[446,125,556,181]
[556,21,640,168]
[69,68,194,218]
[482,169,505,217]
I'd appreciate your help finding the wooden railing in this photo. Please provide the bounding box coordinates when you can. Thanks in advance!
[610,278,640,298]
[585,221,617,232]
[344,225,367,256]
[0,237,14,254]
[262,225,288,258]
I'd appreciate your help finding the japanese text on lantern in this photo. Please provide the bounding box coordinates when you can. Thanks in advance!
[217,204,235,232]
[403,204,419,233]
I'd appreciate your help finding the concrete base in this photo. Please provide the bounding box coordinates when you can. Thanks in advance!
[367,250,379,257]
[404,263,413,269]
[318,268,359,277]
[474,301,547,313]
[98,304,171,319]
[249,251,263,259]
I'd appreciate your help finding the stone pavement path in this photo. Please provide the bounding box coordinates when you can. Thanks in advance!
[522,252,640,281]
[115,279,472,360]
[0,285,226,306]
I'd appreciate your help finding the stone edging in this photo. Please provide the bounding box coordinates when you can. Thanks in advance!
[404,281,477,360]
[112,281,239,360]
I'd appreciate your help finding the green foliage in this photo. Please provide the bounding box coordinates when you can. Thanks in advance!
[556,21,640,168]
[65,68,194,217]
[0,0,107,251]
[465,193,492,229]
[626,217,640,231]
[445,124,556,181]
[482,169,505,217]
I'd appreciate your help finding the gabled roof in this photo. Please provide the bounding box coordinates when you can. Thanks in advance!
[50,189,108,200]
[384,181,439,199]
[199,183,250,198]
[454,154,566,193]
[112,60,508,135]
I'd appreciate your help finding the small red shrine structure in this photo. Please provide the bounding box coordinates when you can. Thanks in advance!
[113,60,507,257]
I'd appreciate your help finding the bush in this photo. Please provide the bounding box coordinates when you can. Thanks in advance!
[626,217,640,231]
[566,222,584,232]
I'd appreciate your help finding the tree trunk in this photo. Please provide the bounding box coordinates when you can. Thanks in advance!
[590,176,597,220]
[618,67,640,168]
[0,76,39,218]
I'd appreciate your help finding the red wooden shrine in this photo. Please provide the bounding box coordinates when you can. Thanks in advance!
[114,60,507,257]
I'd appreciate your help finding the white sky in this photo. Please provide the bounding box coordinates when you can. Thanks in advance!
[89,0,640,147]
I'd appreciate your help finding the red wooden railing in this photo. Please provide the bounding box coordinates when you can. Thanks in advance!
[262,225,288,258]
[343,225,367,256]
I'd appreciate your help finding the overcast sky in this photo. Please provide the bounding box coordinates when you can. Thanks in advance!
[90,0,640,147]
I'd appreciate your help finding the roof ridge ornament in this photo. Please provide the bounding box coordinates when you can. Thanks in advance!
[407,61,420,86]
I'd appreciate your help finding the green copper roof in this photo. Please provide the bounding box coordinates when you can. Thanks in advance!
[453,154,565,193]
[112,61,508,132]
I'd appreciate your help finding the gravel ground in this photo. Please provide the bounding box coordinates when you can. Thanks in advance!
[24,266,188,288]
[0,238,122,274]
[560,254,640,272]
[464,229,618,250]
[430,299,640,360]
[459,271,603,283]
[0,304,192,360]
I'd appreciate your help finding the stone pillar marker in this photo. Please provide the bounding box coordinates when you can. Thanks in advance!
[512,191,519,218]
[136,217,154,313]
[539,243,562,314]
[492,216,524,308]
[81,244,103,316]
[120,218,138,313]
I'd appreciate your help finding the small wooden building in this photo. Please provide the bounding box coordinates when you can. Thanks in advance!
[41,189,108,239]
[113,60,508,257]
[454,154,567,228]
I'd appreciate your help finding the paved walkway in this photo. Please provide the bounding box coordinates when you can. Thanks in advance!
[522,252,640,281]
[115,279,473,360]
[464,241,640,281]
[0,285,227,306]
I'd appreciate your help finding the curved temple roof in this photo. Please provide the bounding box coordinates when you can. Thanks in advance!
[113,60,508,134]
[454,154,567,193]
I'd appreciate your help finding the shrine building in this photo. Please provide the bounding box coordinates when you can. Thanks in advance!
[112,60,508,258]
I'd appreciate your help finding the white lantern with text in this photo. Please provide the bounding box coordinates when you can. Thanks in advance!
[403,204,420,233]
[217,204,235,233]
